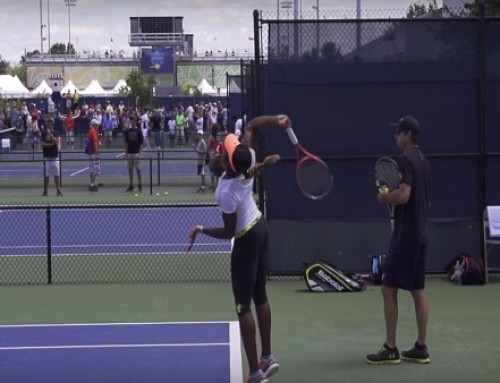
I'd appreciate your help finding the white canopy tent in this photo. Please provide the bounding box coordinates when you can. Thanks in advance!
[80,79,108,96]
[60,80,80,96]
[228,78,241,94]
[30,79,53,96]
[0,75,30,98]
[111,79,130,94]
[197,78,217,95]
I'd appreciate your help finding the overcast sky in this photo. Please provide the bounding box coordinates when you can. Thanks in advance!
[0,0,449,64]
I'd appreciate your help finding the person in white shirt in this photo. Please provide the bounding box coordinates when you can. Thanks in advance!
[187,114,290,383]
[141,109,150,150]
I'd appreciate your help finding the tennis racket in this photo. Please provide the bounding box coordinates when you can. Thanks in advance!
[286,128,333,200]
[374,156,402,230]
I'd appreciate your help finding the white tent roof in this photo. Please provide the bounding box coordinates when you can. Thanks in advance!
[0,75,30,97]
[228,78,241,94]
[111,79,130,94]
[197,78,217,95]
[60,80,80,96]
[80,79,107,96]
[31,79,53,95]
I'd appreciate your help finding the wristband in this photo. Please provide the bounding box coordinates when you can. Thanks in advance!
[196,225,203,234]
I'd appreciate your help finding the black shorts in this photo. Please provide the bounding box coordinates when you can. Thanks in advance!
[382,238,427,291]
[230,217,269,308]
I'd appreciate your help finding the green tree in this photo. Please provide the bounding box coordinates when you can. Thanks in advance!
[0,55,11,74]
[124,70,156,110]
[406,0,438,18]
[50,42,76,55]
[9,63,27,85]
[320,42,342,64]
[463,0,500,16]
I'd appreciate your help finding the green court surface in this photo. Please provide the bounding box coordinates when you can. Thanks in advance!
[1,278,499,383]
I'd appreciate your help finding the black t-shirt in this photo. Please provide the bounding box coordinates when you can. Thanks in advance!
[41,130,59,158]
[124,127,144,154]
[150,114,162,132]
[393,146,431,245]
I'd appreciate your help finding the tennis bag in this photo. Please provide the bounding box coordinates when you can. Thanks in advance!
[304,260,366,292]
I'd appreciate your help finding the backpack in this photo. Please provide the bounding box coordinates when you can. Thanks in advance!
[304,260,366,292]
[84,137,91,154]
[446,252,485,285]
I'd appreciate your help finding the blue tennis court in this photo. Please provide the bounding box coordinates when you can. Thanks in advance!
[0,322,242,383]
[0,151,199,180]
[0,207,230,257]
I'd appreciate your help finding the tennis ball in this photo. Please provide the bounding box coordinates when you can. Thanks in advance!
[134,193,139,198]
[156,193,160,197]
[164,191,169,195]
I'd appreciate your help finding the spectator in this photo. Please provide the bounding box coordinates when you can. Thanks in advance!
[150,109,163,149]
[88,119,101,191]
[194,130,207,193]
[168,114,176,148]
[176,109,186,147]
[124,116,144,192]
[40,119,62,196]
[207,123,221,190]
[64,113,75,150]
[102,112,113,148]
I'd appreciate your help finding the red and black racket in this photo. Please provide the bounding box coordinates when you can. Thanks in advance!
[286,128,333,200]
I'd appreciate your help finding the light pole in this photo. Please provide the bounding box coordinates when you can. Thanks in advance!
[64,0,77,54]
[47,0,51,53]
[39,0,44,55]
[281,1,292,58]
[313,0,319,54]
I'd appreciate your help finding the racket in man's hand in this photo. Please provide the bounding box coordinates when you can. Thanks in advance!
[374,156,402,230]
[286,128,333,200]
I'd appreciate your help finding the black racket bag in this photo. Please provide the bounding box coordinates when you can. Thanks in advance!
[304,260,366,292]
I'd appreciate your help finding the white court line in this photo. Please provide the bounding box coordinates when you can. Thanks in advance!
[0,321,243,382]
[0,342,228,351]
[0,321,236,327]
[230,321,244,383]
[70,167,89,176]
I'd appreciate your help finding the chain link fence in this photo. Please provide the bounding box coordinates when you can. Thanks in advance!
[0,203,230,285]
[253,8,500,275]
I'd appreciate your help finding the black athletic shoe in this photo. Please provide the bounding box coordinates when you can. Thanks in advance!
[138,184,143,192]
[366,343,401,365]
[402,342,431,364]
[126,186,134,192]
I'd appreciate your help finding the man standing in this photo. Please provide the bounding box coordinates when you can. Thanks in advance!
[124,116,144,192]
[194,130,207,193]
[176,109,186,148]
[64,113,75,150]
[88,119,101,192]
[41,119,62,196]
[366,115,431,365]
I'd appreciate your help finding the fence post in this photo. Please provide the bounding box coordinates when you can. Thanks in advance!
[149,158,153,194]
[157,151,161,186]
[46,206,52,284]
[59,150,63,187]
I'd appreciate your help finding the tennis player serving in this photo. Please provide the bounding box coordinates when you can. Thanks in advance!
[187,114,290,383]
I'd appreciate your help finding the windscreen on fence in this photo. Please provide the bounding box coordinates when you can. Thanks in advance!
[256,15,500,274]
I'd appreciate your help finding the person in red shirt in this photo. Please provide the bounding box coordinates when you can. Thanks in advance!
[88,119,101,191]
[64,114,75,150]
